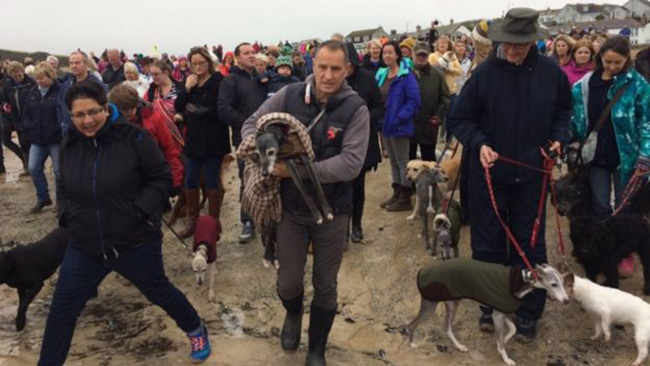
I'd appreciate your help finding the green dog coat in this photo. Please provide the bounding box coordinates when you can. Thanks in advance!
[417,258,525,313]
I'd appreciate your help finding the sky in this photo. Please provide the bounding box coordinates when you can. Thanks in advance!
[2,0,626,57]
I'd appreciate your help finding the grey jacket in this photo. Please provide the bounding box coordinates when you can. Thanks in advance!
[241,75,370,184]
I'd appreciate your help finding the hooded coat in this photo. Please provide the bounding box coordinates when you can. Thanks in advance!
[571,67,650,186]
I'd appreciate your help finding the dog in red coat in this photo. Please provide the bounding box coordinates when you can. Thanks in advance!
[192,215,219,302]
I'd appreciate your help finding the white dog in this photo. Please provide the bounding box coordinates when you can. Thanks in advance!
[565,273,650,366]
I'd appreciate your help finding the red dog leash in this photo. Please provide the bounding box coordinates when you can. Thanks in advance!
[483,148,564,279]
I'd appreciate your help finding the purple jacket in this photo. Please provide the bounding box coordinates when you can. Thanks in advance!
[562,60,594,86]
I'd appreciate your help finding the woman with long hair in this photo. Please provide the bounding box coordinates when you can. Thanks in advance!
[571,36,650,277]
[376,41,421,212]
[174,47,230,238]
[562,39,595,85]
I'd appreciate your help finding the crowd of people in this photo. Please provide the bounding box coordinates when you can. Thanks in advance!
[1,7,650,365]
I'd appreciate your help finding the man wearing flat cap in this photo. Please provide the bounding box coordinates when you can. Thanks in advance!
[411,42,450,161]
[448,8,571,342]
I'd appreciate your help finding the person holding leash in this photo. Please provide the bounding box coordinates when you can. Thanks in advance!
[448,8,571,342]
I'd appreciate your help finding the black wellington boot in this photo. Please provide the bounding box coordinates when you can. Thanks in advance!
[305,304,337,366]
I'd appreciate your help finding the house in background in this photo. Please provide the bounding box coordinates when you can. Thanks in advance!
[346,27,389,50]
[623,0,650,17]
[546,18,645,44]
[540,8,562,25]
[554,3,629,24]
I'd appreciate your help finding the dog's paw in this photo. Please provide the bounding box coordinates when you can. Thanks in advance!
[406,214,417,222]
[409,342,418,350]
[209,290,215,303]
[456,344,468,352]
[274,260,280,270]
[504,359,516,366]
[590,334,600,341]
[263,259,271,268]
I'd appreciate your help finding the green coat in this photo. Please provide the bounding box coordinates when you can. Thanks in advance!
[571,68,650,185]
[412,64,450,145]
[417,258,524,313]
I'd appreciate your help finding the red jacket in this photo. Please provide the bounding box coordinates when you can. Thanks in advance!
[137,107,184,188]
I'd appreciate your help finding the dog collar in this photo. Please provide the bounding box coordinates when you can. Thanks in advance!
[522,269,535,286]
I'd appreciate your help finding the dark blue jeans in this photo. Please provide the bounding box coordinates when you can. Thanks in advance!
[468,172,548,320]
[588,165,623,221]
[38,240,201,366]
[184,155,222,189]
[28,143,61,202]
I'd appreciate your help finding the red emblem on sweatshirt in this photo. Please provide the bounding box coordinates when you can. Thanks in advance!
[327,127,341,141]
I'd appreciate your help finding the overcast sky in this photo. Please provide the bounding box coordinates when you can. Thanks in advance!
[3,0,625,57]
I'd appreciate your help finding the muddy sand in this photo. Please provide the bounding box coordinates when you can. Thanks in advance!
[0,144,645,366]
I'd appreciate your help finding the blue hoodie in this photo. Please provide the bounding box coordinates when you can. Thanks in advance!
[375,63,420,137]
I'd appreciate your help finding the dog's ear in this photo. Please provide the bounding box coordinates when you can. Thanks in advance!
[563,273,575,288]
[557,262,569,274]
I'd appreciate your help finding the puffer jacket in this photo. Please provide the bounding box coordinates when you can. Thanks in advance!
[562,60,595,86]
[571,67,650,185]
[21,81,64,145]
[1,75,36,129]
[376,64,421,138]
[58,114,172,258]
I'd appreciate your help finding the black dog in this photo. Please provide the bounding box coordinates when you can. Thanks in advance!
[0,228,69,331]
[570,213,650,294]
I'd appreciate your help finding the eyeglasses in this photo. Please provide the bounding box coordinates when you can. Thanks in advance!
[503,42,531,50]
[71,107,105,121]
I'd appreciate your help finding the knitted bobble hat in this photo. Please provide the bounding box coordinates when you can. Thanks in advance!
[275,55,293,70]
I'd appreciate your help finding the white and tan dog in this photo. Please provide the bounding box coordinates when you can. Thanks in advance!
[565,273,650,366]
[192,215,219,302]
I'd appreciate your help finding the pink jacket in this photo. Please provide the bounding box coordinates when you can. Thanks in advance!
[562,61,594,86]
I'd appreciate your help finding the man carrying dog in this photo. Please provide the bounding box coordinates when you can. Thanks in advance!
[218,42,267,243]
[448,8,571,342]
[241,40,369,366]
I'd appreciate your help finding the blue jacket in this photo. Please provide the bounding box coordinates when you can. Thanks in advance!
[448,46,572,183]
[376,64,420,137]
[22,82,65,145]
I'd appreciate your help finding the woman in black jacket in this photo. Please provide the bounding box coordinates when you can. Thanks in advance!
[21,62,64,213]
[174,47,230,238]
[1,61,35,175]
[346,44,385,243]
[38,81,211,366]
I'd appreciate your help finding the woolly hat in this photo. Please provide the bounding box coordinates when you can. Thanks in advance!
[399,37,417,53]
[472,20,492,46]
[281,45,294,56]
[275,55,293,70]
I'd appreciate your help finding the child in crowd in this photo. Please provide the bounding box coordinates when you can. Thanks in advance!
[267,55,299,98]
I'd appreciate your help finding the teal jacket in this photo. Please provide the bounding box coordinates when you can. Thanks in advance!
[571,68,650,185]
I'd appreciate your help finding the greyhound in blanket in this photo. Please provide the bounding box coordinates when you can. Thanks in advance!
[405,259,570,365]
[237,112,331,269]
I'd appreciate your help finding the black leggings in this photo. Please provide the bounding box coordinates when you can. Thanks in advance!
[351,170,367,226]
[409,143,437,161]
[1,127,29,168]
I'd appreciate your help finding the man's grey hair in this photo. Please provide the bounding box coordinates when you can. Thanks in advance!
[46,55,59,65]
[331,33,345,42]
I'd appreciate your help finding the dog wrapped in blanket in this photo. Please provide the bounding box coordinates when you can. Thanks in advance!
[237,112,325,269]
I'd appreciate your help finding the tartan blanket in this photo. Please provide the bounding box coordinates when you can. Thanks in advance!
[236,112,315,232]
